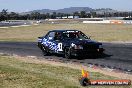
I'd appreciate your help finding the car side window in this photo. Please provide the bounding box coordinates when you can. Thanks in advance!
[46,32,55,40]
[54,32,62,40]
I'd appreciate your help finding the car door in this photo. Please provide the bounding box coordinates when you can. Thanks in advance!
[42,31,63,53]
[44,31,56,52]
[54,32,63,52]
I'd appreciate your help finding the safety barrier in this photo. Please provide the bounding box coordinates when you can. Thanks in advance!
[110,20,123,24]
[83,20,132,24]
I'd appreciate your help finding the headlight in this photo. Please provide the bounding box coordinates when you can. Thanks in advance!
[74,45,83,49]
[99,45,103,48]
[71,43,83,49]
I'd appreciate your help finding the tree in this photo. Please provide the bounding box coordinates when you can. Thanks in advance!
[86,13,91,18]
[9,12,19,20]
[91,11,97,18]
[56,13,64,19]
[51,12,57,19]
[73,11,79,16]
[30,12,41,20]
[0,9,8,21]
[73,11,79,18]
[80,11,86,18]
[40,14,46,19]
[46,13,50,19]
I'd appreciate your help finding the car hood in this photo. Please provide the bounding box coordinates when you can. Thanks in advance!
[67,39,102,45]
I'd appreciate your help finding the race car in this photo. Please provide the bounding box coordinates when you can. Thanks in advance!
[37,30,104,59]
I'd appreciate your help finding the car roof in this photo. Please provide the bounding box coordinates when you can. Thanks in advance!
[49,29,80,32]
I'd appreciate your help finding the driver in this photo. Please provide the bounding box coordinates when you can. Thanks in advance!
[54,32,61,40]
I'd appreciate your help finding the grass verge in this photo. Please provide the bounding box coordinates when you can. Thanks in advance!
[0,55,131,88]
[0,23,132,42]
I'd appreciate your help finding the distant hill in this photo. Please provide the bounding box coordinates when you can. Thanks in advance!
[94,8,117,14]
[55,7,93,13]
[21,7,117,15]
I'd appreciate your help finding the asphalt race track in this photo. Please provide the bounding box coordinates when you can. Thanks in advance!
[0,21,31,27]
[0,42,132,73]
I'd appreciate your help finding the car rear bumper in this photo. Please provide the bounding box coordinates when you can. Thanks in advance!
[37,42,42,49]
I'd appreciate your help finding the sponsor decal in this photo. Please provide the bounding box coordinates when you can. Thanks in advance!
[79,68,131,86]
[41,38,62,52]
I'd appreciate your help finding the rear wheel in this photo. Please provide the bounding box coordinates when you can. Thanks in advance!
[42,46,49,56]
[64,48,71,59]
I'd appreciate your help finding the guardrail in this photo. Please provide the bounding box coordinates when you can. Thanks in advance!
[83,20,132,24]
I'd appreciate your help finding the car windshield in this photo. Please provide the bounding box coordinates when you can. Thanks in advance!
[62,31,89,39]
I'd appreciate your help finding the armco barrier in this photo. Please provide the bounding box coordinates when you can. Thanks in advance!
[110,20,123,24]
[83,20,132,24]
[83,20,110,24]
[124,21,132,24]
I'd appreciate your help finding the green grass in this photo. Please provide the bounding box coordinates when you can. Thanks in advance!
[0,23,132,42]
[0,55,131,88]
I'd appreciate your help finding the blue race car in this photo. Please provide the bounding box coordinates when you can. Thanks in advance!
[38,30,104,59]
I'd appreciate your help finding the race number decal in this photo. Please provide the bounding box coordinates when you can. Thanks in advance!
[58,43,63,51]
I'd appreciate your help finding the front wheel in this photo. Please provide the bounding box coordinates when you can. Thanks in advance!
[64,48,71,59]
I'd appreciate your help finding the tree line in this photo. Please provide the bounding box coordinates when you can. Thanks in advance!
[0,9,132,21]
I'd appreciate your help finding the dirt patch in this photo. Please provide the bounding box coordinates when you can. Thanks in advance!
[10,55,132,81]
[101,41,132,44]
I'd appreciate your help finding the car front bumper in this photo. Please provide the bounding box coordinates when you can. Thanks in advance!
[70,48,104,57]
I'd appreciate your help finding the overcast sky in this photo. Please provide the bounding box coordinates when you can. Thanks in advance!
[0,0,132,12]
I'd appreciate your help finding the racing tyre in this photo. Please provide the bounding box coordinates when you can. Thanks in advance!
[64,48,71,59]
[42,46,49,56]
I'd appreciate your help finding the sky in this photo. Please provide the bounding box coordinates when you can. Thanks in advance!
[0,0,132,12]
